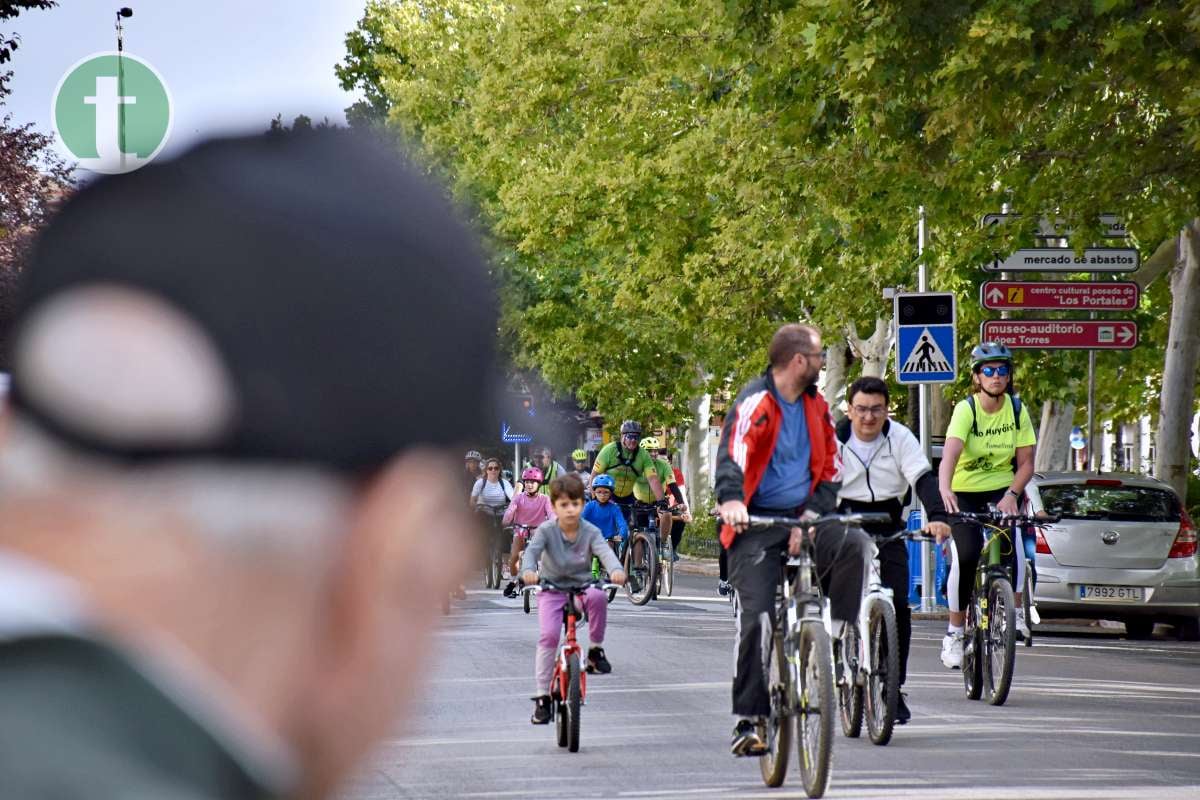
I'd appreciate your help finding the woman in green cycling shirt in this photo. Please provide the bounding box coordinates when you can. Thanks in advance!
[937,342,1037,669]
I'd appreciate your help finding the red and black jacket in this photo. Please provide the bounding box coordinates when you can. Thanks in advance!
[715,369,842,548]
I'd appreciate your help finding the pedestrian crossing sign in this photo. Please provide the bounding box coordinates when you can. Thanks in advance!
[894,292,957,384]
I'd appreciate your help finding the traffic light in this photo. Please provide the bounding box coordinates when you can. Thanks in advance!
[520,395,535,417]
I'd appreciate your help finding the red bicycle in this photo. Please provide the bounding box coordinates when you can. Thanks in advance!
[522,579,617,752]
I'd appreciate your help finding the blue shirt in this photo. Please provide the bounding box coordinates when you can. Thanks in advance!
[582,499,629,540]
[751,393,812,510]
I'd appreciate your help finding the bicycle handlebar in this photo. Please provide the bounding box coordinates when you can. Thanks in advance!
[946,510,1061,525]
[743,511,894,528]
[521,579,620,595]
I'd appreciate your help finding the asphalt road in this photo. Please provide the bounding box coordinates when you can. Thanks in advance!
[341,570,1200,800]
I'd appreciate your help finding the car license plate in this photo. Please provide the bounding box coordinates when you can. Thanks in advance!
[1078,585,1144,602]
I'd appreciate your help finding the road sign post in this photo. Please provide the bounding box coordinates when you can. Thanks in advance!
[980,320,1138,350]
[895,292,957,385]
[980,281,1139,311]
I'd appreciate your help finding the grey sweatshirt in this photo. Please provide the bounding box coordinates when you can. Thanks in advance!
[522,518,623,585]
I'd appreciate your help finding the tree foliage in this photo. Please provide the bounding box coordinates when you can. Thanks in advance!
[342,0,1200,434]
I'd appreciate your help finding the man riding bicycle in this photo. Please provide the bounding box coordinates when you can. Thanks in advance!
[717,323,870,757]
[591,420,666,522]
[835,376,951,725]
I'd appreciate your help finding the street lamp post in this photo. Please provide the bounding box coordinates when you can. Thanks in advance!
[115,7,133,170]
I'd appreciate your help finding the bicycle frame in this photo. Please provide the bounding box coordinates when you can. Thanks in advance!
[552,592,587,706]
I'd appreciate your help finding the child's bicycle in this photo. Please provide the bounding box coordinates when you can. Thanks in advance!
[591,537,624,603]
[741,511,891,797]
[946,509,1060,706]
[521,579,619,753]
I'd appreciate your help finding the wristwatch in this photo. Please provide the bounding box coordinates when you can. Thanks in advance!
[1006,489,1021,499]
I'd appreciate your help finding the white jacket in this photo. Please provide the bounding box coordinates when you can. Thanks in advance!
[836,418,933,504]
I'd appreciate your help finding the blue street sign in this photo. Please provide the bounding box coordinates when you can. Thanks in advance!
[501,421,533,444]
[895,292,957,384]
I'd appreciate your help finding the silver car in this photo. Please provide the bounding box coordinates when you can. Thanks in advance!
[1025,471,1199,640]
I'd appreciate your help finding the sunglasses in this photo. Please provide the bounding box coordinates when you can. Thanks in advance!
[979,364,1010,378]
[486,466,500,471]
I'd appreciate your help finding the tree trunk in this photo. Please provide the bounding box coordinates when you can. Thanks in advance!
[930,385,953,440]
[683,379,713,513]
[1113,420,1125,471]
[1132,420,1144,474]
[1155,221,1200,499]
[1035,399,1075,471]
[822,341,851,421]
[847,317,894,379]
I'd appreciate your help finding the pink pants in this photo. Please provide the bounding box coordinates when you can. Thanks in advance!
[535,587,607,695]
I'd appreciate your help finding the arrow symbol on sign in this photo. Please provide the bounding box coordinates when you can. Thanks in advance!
[1118,326,1134,343]
[986,287,1004,304]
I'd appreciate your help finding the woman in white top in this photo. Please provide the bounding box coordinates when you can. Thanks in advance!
[471,458,514,508]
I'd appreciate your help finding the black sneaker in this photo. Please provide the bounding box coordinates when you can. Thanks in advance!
[530,695,552,725]
[730,718,767,757]
[717,580,731,598]
[896,692,911,725]
[503,581,519,599]
[587,646,612,674]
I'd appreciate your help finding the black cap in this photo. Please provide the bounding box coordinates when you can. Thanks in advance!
[9,132,497,473]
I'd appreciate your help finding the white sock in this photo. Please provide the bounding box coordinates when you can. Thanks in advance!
[947,624,964,635]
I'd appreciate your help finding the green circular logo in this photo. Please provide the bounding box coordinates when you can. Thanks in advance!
[52,52,173,175]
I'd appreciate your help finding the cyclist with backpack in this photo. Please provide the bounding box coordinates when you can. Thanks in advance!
[937,343,1037,669]
[591,420,667,522]
[471,457,514,508]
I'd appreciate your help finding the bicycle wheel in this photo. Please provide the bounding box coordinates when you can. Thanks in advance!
[837,624,863,738]
[795,622,834,799]
[566,652,582,752]
[962,598,983,701]
[623,532,657,606]
[1022,564,1035,648]
[662,535,674,597]
[759,631,792,787]
[485,537,498,589]
[983,578,1017,706]
[864,599,899,746]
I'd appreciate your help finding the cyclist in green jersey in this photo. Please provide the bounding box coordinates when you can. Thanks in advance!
[591,420,666,523]
[634,436,677,534]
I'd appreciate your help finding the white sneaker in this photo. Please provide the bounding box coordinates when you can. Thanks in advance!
[1016,617,1031,641]
[941,633,964,669]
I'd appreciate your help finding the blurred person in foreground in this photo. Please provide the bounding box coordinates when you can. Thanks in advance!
[0,132,496,799]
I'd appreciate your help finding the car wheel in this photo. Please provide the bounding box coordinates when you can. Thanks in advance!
[1174,617,1200,642]
[1123,617,1156,640]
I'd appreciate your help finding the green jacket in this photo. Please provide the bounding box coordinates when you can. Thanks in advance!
[0,635,280,799]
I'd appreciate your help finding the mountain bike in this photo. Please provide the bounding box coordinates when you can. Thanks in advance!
[474,504,509,590]
[835,527,906,746]
[744,511,890,797]
[947,510,1059,706]
[622,502,663,605]
[521,579,618,752]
